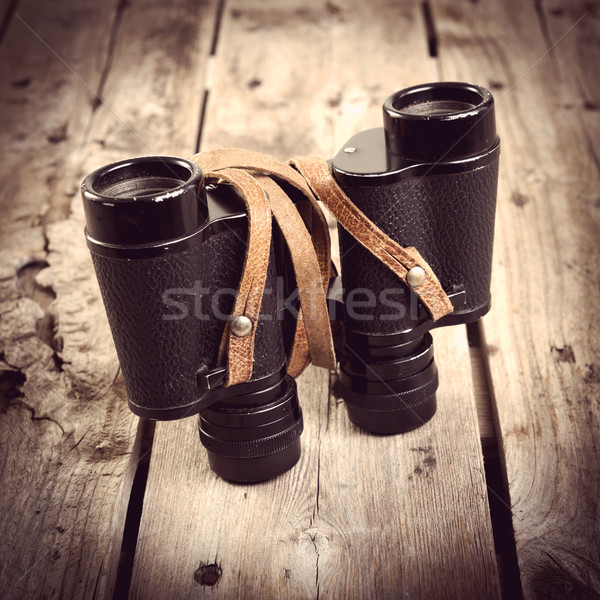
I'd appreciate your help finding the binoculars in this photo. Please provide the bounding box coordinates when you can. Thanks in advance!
[81,82,499,482]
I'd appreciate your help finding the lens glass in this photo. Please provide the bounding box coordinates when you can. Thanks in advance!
[400,99,476,116]
[391,85,485,119]
[92,160,192,200]
[99,176,184,198]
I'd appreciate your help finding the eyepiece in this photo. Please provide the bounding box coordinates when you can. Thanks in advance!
[383,82,497,162]
[92,160,192,199]
[82,156,206,246]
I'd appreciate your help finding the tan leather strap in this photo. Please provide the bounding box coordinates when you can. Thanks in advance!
[255,174,335,371]
[191,150,336,384]
[193,148,332,289]
[292,155,454,321]
[285,314,311,378]
[203,168,272,386]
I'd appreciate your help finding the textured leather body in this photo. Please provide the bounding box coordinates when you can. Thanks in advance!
[91,228,285,411]
[338,160,499,335]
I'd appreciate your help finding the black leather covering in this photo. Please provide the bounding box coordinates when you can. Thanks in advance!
[91,227,285,412]
[338,161,499,335]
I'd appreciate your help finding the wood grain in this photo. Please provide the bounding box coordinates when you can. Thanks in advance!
[131,1,500,598]
[431,0,600,597]
[0,0,219,597]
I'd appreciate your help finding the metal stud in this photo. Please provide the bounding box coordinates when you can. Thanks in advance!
[343,147,357,153]
[230,315,253,337]
[406,266,426,288]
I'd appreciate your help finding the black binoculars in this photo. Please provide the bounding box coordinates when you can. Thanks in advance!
[81,82,499,482]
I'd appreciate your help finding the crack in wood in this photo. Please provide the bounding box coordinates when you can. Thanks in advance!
[421,0,439,58]
[326,371,333,432]
[0,364,26,410]
[534,0,560,74]
[467,321,524,600]
[16,396,65,434]
[112,419,155,599]
[209,0,226,56]
[315,541,320,600]
[91,557,104,600]
[0,0,19,46]
[80,0,130,149]
[194,89,210,153]
[299,528,328,599]
[195,0,226,151]
[15,253,63,372]
[69,429,90,453]
[315,444,321,515]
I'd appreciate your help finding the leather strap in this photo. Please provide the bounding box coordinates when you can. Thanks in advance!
[193,148,332,288]
[292,155,454,321]
[255,174,335,372]
[191,150,336,385]
[203,168,272,386]
[285,314,311,378]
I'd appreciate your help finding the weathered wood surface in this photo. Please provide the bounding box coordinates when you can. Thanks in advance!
[2,0,598,598]
[432,0,600,597]
[130,1,500,598]
[0,0,219,598]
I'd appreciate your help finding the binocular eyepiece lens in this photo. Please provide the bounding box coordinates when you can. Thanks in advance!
[390,84,484,116]
[399,99,478,116]
[383,82,496,161]
[94,174,187,199]
[90,158,195,198]
[82,157,206,247]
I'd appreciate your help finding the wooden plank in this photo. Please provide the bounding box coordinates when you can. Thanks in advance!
[0,0,18,45]
[131,1,500,597]
[0,0,219,597]
[132,332,499,600]
[431,0,600,596]
[0,3,132,598]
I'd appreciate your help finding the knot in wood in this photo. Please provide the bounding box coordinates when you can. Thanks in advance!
[298,528,330,554]
[194,562,222,586]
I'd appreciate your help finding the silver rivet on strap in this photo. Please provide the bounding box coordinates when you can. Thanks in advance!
[230,315,253,337]
[406,266,426,288]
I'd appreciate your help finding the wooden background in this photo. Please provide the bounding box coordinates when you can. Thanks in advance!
[0,0,598,598]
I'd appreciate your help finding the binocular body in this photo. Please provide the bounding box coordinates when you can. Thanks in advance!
[81,82,499,482]
[82,158,302,481]
[332,82,499,432]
